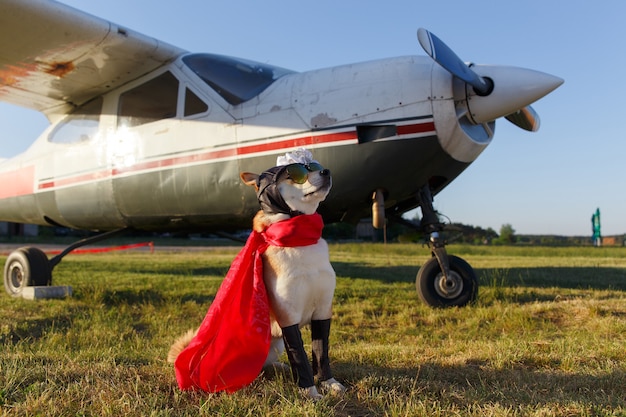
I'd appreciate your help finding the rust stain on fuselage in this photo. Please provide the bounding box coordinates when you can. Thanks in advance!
[43,61,75,77]
[0,63,37,86]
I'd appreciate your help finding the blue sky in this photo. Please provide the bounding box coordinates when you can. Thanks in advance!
[1,0,624,236]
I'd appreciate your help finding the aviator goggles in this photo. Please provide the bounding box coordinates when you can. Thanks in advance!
[283,162,324,184]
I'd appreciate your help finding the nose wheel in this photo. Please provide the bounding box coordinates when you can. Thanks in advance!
[416,255,477,307]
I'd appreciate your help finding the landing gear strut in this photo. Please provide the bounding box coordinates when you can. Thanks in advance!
[3,228,130,297]
[415,186,477,307]
[390,185,478,307]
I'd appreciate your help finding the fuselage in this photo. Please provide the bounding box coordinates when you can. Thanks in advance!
[0,53,494,232]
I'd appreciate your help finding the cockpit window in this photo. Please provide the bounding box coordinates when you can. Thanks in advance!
[182,53,295,105]
[118,71,179,128]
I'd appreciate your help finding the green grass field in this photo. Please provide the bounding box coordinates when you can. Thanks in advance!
[1,243,625,416]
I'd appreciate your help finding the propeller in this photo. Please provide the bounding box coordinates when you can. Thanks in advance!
[417,28,562,132]
[417,28,493,96]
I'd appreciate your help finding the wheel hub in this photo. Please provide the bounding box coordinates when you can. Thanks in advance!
[8,262,24,292]
[434,270,464,299]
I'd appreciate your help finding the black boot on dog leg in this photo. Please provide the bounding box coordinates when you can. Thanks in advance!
[311,319,346,394]
[282,324,321,399]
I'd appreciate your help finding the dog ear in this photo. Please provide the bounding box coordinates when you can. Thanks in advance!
[240,172,260,191]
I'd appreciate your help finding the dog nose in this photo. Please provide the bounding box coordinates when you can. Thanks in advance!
[320,168,331,176]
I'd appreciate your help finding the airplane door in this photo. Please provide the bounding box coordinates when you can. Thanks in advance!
[110,69,246,230]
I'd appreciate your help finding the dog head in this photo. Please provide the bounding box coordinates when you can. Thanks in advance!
[241,149,332,216]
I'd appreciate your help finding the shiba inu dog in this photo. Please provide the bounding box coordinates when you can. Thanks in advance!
[168,149,345,399]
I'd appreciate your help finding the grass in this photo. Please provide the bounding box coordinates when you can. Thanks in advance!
[1,243,625,416]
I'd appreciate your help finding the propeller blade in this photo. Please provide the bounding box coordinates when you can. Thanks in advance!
[417,28,492,96]
[505,106,541,132]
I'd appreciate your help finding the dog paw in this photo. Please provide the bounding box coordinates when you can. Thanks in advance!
[320,378,346,395]
[300,385,323,400]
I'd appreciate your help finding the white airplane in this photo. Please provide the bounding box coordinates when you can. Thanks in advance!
[0,0,562,306]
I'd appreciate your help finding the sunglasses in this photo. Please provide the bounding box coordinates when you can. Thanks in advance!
[284,162,324,184]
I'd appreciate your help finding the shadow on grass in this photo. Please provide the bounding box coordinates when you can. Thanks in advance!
[92,288,215,307]
[99,288,166,305]
[0,310,76,344]
[475,266,626,291]
[332,262,417,284]
[89,263,624,309]
[113,266,230,277]
[332,261,626,291]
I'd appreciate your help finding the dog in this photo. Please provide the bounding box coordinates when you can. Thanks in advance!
[168,149,345,399]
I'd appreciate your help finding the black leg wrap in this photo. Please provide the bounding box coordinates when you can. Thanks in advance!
[311,319,333,381]
[282,324,315,388]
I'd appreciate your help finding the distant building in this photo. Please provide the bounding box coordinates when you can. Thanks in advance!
[600,235,626,247]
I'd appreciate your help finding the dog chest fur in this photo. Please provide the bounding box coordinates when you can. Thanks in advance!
[262,239,336,329]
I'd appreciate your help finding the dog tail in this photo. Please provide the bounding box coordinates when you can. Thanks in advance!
[167,329,196,363]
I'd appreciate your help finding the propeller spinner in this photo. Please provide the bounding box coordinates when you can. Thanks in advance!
[417,28,563,133]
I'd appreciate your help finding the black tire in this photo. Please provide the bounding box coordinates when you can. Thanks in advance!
[3,247,52,297]
[416,255,478,308]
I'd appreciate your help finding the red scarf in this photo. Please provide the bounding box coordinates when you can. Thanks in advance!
[174,213,324,392]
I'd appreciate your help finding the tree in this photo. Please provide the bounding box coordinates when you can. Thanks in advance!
[495,224,517,245]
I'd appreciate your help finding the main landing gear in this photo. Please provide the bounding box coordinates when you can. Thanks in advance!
[390,186,478,308]
[3,228,130,297]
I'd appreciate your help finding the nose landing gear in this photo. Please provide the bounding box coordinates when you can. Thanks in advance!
[388,185,478,308]
[415,186,478,307]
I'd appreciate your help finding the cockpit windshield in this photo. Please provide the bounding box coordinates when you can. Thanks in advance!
[182,53,295,105]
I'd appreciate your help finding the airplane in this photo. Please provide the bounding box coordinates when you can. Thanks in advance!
[0,0,562,307]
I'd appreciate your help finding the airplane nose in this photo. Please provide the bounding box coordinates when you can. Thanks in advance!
[464,65,563,125]
[418,28,563,133]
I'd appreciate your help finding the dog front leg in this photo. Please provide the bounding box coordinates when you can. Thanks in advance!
[312,319,346,394]
[311,319,332,380]
[281,324,320,398]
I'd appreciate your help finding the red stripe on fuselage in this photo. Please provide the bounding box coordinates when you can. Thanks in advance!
[0,165,34,198]
[38,169,110,190]
[36,121,434,191]
[397,122,436,135]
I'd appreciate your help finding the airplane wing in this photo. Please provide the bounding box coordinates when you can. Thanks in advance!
[0,0,185,120]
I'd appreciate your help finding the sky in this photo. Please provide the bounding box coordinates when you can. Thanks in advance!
[0,0,624,237]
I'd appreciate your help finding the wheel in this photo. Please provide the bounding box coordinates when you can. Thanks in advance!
[3,247,52,297]
[416,255,478,308]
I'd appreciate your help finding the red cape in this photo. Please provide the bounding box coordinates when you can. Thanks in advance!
[174,213,324,392]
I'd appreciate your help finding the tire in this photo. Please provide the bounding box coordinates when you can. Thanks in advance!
[416,255,478,308]
[3,247,52,297]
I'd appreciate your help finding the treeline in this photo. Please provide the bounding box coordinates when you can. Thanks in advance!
[322,220,611,246]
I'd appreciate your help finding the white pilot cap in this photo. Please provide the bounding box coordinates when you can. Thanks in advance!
[276,148,319,166]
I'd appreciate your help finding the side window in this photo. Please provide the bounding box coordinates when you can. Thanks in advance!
[118,71,179,127]
[49,97,102,144]
[184,88,208,117]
